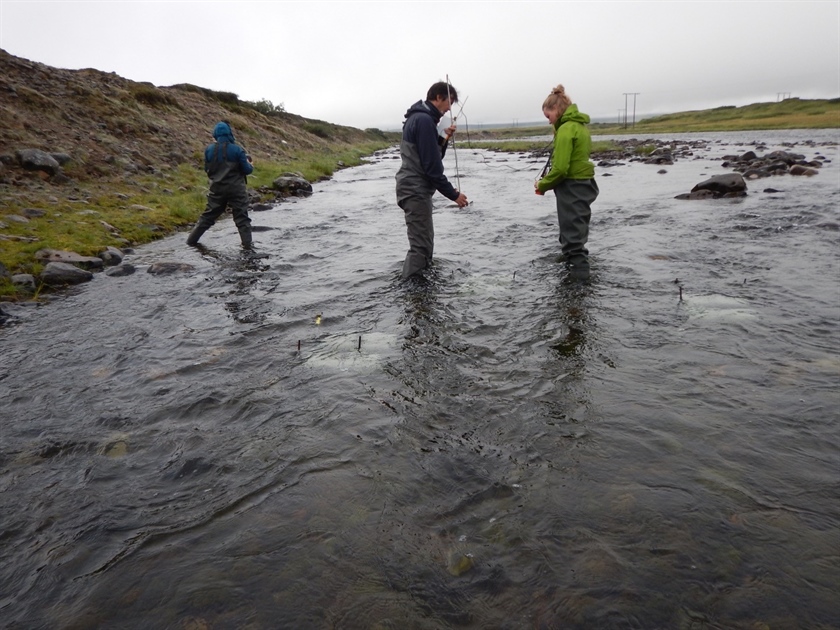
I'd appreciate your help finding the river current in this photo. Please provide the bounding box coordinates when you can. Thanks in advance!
[1,130,838,629]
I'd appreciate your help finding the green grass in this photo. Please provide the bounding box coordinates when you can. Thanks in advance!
[248,141,390,186]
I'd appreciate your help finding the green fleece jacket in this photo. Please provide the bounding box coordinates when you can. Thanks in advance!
[537,104,595,193]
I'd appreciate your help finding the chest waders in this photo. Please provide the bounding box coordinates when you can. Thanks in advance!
[187,142,253,247]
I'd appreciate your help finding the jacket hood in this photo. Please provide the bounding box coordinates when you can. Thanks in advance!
[555,104,590,128]
[404,100,443,124]
[213,121,235,143]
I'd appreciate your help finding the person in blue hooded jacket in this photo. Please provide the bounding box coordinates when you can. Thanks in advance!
[187,121,254,247]
[395,82,469,280]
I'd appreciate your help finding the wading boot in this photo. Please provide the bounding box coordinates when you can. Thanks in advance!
[566,254,590,282]
[238,225,253,249]
[186,223,208,246]
[566,264,590,283]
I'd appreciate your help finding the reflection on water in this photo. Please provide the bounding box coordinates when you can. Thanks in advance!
[1,130,838,628]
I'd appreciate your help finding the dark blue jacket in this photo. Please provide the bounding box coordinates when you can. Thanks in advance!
[204,122,253,188]
[395,100,458,202]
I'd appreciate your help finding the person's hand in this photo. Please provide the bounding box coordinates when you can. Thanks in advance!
[454,192,469,208]
[534,181,544,196]
[445,125,457,137]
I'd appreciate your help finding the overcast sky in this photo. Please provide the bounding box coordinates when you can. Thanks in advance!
[1,1,838,130]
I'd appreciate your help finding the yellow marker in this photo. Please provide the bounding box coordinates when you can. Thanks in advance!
[315,314,322,325]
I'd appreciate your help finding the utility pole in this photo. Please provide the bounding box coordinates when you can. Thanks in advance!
[623,93,629,128]
[624,92,640,128]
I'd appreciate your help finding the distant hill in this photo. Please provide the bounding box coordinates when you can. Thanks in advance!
[616,99,840,132]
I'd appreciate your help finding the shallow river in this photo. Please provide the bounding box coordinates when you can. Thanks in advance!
[2,130,839,629]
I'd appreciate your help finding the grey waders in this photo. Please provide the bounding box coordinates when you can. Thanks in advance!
[554,178,599,281]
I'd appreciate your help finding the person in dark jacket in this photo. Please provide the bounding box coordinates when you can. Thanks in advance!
[187,121,254,247]
[395,82,469,280]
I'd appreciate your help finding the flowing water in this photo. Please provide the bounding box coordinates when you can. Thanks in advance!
[1,130,839,629]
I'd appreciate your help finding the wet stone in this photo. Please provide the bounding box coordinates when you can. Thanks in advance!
[35,248,104,269]
[105,263,136,277]
[147,262,195,275]
[40,262,94,285]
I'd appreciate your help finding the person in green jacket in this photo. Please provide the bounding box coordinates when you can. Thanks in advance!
[535,84,599,281]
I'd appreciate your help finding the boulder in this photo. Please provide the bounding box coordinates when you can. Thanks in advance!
[789,164,819,176]
[35,249,104,270]
[50,153,73,165]
[40,262,94,285]
[98,246,124,266]
[272,174,312,196]
[691,174,747,196]
[11,274,36,288]
[16,148,61,176]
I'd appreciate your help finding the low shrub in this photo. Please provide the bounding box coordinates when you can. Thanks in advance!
[131,84,179,108]
[303,122,332,139]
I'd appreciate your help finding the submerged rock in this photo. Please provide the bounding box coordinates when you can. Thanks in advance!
[147,261,195,275]
[105,263,136,277]
[447,551,475,577]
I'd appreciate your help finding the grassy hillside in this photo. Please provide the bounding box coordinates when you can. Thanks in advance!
[610,98,840,133]
[0,49,398,297]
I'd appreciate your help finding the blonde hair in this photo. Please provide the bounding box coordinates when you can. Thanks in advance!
[542,84,572,114]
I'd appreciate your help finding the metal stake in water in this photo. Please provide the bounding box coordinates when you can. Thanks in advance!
[445,74,462,192]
